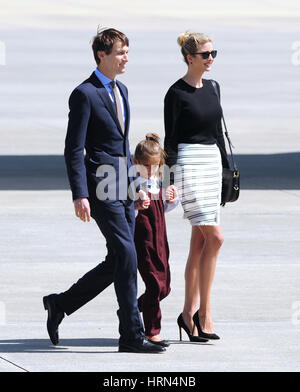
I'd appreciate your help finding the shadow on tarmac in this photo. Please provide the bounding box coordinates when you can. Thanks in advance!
[0,338,212,354]
[0,152,299,190]
[0,338,119,353]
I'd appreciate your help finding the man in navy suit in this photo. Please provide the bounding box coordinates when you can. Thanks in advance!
[43,28,165,353]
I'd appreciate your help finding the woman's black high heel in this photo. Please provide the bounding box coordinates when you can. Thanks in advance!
[192,311,220,340]
[177,314,208,342]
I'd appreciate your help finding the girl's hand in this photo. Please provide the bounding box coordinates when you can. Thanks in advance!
[165,185,178,204]
[134,190,150,210]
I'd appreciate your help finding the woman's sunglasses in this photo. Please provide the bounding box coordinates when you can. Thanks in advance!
[193,50,217,59]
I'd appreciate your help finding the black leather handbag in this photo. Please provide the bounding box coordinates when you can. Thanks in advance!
[211,80,240,206]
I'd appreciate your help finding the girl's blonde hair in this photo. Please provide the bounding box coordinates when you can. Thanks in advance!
[134,133,166,166]
[177,31,212,64]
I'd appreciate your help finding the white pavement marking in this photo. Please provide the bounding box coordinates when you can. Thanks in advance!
[0,356,29,372]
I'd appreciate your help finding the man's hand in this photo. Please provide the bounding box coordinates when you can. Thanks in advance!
[134,190,150,210]
[165,185,178,204]
[74,198,91,222]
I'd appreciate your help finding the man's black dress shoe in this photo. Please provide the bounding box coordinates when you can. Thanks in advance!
[43,294,65,345]
[119,338,166,353]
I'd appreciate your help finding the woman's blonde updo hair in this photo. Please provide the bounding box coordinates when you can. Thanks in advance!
[134,133,166,166]
[177,31,212,64]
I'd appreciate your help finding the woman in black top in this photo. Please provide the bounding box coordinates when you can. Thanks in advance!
[164,31,229,341]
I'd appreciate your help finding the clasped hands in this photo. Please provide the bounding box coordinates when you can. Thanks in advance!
[135,185,178,210]
[73,185,178,222]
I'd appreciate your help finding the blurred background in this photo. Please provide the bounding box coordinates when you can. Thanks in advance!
[0,0,300,190]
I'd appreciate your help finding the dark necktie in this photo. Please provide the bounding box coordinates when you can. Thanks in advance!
[110,81,125,133]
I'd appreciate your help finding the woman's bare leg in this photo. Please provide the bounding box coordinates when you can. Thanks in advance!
[182,226,205,334]
[197,225,224,333]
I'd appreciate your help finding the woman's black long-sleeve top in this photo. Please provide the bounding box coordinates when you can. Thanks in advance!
[163,78,229,169]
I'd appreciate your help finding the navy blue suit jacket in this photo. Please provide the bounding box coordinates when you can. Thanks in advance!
[64,72,134,201]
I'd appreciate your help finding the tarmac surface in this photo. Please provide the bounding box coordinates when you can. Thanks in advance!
[0,0,300,373]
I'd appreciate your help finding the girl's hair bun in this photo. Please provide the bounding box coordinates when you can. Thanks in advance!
[145,132,160,144]
[134,132,166,169]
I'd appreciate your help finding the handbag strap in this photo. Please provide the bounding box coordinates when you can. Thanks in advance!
[210,80,238,171]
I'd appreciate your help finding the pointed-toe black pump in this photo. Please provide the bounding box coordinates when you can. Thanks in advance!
[177,313,208,343]
[192,311,220,340]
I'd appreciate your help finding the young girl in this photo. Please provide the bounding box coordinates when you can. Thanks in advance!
[133,133,178,347]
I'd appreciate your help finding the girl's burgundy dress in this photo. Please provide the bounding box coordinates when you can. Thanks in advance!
[134,188,171,337]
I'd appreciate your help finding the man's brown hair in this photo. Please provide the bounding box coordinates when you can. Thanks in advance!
[92,27,129,64]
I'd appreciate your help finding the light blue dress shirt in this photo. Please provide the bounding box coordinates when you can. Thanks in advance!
[94,68,126,124]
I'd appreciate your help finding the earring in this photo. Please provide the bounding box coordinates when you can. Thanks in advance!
[190,61,192,64]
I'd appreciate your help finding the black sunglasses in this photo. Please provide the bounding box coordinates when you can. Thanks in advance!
[193,50,217,59]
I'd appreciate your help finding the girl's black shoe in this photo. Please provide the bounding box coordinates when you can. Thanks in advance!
[148,339,170,348]
[192,311,220,340]
[177,313,208,343]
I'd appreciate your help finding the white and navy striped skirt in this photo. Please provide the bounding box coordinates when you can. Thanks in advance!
[175,143,222,226]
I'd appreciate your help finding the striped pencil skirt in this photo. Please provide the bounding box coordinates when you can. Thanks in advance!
[174,143,222,226]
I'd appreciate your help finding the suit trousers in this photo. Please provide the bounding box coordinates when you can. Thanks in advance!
[55,197,144,344]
